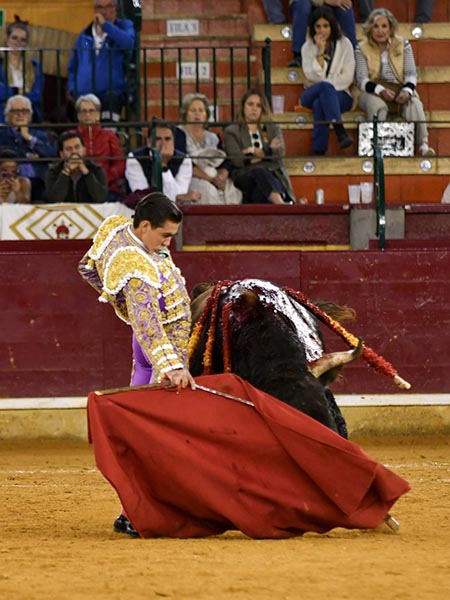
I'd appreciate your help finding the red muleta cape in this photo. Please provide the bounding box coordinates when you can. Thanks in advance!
[87,373,410,539]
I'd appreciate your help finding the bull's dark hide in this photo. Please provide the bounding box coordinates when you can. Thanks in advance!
[228,298,341,433]
[189,281,349,437]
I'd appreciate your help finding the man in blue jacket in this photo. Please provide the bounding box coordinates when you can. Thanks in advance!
[67,0,135,122]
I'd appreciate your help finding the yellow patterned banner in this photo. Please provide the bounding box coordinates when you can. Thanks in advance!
[0,203,133,240]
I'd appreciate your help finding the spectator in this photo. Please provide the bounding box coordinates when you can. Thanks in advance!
[355,8,435,156]
[45,131,108,203]
[224,88,295,204]
[288,0,357,68]
[0,147,31,203]
[300,6,355,154]
[0,94,57,203]
[176,93,242,205]
[0,15,44,122]
[67,0,135,122]
[262,0,287,24]
[75,93,125,202]
[357,2,434,24]
[125,121,198,206]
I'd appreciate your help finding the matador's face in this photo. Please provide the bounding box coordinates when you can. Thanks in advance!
[135,219,179,253]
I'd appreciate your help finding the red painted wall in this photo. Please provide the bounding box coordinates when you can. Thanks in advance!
[1,241,449,398]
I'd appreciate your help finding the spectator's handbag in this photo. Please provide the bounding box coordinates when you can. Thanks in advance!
[374,80,405,117]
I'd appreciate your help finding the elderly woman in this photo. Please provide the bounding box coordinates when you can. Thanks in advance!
[355,8,435,156]
[224,88,295,204]
[300,6,355,155]
[76,93,125,202]
[0,94,56,202]
[176,93,241,205]
[0,16,43,122]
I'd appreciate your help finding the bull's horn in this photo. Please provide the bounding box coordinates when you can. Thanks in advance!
[309,339,363,378]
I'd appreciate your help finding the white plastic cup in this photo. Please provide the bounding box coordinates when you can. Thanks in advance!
[272,95,285,114]
[360,182,373,204]
[348,184,361,204]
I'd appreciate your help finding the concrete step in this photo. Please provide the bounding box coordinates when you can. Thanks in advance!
[288,174,447,206]
[274,110,450,129]
[253,22,450,43]
[267,39,450,68]
[284,157,450,204]
[142,13,248,37]
[277,116,450,156]
[267,66,450,112]
[269,65,450,86]
[285,156,450,176]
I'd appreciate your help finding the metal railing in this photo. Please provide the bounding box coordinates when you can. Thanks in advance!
[0,40,272,126]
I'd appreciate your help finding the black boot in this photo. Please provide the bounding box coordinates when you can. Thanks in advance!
[333,122,353,149]
[288,53,302,68]
[126,522,141,538]
[113,514,129,533]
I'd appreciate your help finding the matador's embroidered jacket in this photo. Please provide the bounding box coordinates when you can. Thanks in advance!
[78,215,191,380]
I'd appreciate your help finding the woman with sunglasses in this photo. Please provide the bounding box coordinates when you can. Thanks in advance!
[224,89,295,204]
[0,15,44,122]
[0,147,31,203]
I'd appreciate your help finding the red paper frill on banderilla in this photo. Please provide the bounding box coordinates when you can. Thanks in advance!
[87,373,410,539]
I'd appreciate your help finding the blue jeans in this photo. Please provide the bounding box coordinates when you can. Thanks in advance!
[261,0,286,23]
[290,0,357,53]
[301,81,353,154]
[357,1,434,23]
[357,0,374,22]
[415,0,434,23]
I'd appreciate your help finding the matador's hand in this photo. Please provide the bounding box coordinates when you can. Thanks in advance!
[165,367,196,390]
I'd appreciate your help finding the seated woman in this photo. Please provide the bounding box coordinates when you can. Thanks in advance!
[75,93,126,202]
[355,7,435,157]
[0,147,31,203]
[176,93,242,205]
[0,15,44,122]
[300,6,355,155]
[224,88,295,204]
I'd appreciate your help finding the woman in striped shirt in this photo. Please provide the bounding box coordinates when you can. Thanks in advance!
[355,7,435,156]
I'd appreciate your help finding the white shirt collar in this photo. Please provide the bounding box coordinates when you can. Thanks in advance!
[127,224,148,253]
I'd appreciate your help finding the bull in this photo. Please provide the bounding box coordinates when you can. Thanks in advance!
[189,279,364,438]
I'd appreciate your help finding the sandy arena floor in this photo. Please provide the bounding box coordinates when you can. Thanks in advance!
[0,435,449,600]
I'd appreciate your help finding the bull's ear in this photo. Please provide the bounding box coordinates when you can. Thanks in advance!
[191,282,215,299]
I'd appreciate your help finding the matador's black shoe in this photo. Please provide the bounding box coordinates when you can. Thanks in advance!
[113,514,129,533]
[126,522,141,538]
